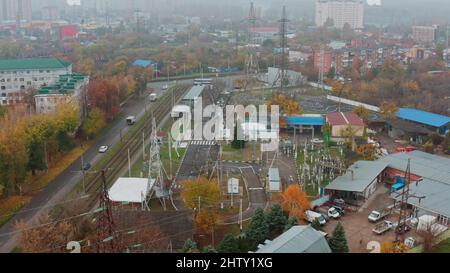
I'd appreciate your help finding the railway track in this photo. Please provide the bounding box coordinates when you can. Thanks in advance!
[81,85,190,209]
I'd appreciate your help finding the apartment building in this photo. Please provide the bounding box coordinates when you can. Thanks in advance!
[315,0,364,29]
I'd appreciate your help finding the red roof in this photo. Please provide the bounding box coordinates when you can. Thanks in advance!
[326,112,364,126]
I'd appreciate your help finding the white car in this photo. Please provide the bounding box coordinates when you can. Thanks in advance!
[311,138,324,144]
[328,207,341,219]
[98,145,109,153]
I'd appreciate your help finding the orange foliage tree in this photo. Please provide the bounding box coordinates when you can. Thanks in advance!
[279,185,311,221]
[87,79,120,121]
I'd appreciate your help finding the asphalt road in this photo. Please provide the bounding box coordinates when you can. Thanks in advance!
[0,75,243,253]
[0,80,192,253]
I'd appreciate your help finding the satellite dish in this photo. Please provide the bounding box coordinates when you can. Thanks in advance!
[66,0,81,6]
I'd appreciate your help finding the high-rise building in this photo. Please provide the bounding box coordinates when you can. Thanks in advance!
[42,6,59,21]
[412,26,438,44]
[315,0,364,29]
[1,0,32,23]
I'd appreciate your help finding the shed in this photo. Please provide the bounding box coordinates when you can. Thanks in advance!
[268,168,281,192]
[325,112,365,138]
[396,108,450,135]
[108,177,154,205]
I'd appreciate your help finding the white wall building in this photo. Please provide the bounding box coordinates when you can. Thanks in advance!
[0,58,72,105]
[315,0,364,29]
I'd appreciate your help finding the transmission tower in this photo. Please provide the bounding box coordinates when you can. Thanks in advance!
[244,2,259,90]
[394,159,425,242]
[279,5,290,92]
[96,170,121,253]
[145,118,167,211]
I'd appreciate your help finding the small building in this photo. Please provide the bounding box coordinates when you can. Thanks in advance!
[286,114,324,138]
[395,108,450,136]
[255,225,331,253]
[132,59,156,69]
[325,112,365,139]
[268,168,281,192]
[34,73,89,114]
[325,161,388,206]
[108,177,155,209]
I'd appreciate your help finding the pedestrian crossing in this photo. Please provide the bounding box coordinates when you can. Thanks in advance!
[189,140,218,146]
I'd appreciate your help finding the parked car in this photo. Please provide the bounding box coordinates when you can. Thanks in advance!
[149,93,157,102]
[98,145,109,153]
[331,205,345,216]
[306,210,327,225]
[328,207,341,219]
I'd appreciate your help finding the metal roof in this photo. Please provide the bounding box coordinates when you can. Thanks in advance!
[378,151,450,185]
[326,161,389,193]
[392,178,450,218]
[182,85,204,101]
[108,177,154,203]
[0,58,71,71]
[268,168,280,182]
[326,112,364,126]
[396,108,450,128]
[255,225,331,253]
[286,116,324,126]
[132,59,155,68]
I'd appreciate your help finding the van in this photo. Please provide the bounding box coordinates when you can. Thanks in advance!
[126,116,136,125]
[149,93,157,102]
[306,210,327,225]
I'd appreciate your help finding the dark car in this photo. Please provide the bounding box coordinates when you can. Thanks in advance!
[332,205,345,216]
[82,163,91,171]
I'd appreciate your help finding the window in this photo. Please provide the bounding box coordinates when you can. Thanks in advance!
[20,85,25,90]
[1,86,5,90]
[19,78,24,82]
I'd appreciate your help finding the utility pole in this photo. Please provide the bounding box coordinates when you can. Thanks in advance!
[318,45,325,91]
[239,198,243,231]
[198,196,201,213]
[81,153,86,193]
[142,132,145,160]
[128,148,131,177]
[168,132,173,180]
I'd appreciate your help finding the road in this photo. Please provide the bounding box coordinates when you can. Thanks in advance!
[0,75,244,252]
[0,80,193,253]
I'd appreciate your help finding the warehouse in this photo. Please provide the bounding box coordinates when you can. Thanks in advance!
[394,108,450,136]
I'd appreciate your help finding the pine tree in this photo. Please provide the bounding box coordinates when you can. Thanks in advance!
[246,208,269,249]
[328,222,349,253]
[311,218,323,232]
[266,204,287,238]
[202,245,218,253]
[182,238,198,253]
[284,217,298,232]
[217,234,240,253]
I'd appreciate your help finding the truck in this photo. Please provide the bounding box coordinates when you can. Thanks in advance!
[368,209,390,222]
[149,93,157,102]
[305,210,327,225]
[372,220,394,235]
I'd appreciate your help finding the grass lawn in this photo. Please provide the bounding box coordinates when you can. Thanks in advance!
[221,143,260,162]
[434,238,450,253]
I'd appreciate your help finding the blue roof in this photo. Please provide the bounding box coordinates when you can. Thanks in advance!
[132,59,155,68]
[396,108,450,128]
[286,116,324,126]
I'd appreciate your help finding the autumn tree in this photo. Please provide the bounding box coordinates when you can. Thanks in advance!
[87,79,120,121]
[356,144,376,160]
[279,185,311,221]
[195,210,219,235]
[379,101,399,119]
[381,241,408,253]
[16,214,75,253]
[353,106,369,124]
[181,177,221,211]
[82,108,106,138]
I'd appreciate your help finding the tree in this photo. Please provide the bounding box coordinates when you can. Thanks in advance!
[279,185,311,221]
[82,108,106,138]
[379,101,399,119]
[284,217,298,232]
[328,222,349,253]
[311,218,323,232]
[182,238,199,253]
[181,177,221,210]
[217,234,240,253]
[246,208,269,250]
[16,214,74,253]
[353,106,369,124]
[195,210,219,235]
[202,245,218,253]
[87,79,120,121]
[231,121,246,149]
[0,104,5,118]
[381,241,408,253]
[356,144,376,160]
[27,139,47,176]
[266,204,287,238]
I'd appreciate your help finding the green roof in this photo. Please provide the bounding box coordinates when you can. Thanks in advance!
[0,58,71,71]
[37,73,88,95]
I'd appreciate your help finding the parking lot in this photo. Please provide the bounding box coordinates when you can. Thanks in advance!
[321,185,416,252]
